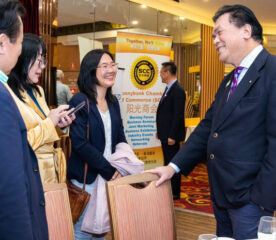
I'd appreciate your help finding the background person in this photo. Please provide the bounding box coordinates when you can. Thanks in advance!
[56,69,72,105]
[0,0,48,238]
[147,4,276,240]
[8,33,75,183]
[68,49,126,240]
[156,61,186,200]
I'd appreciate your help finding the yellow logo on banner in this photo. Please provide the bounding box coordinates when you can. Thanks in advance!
[130,56,158,90]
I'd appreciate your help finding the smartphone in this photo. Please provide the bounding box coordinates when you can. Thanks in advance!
[69,101,85,116]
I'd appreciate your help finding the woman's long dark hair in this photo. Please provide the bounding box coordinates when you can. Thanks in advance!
[78,49,115,103]
[8,33,46,102]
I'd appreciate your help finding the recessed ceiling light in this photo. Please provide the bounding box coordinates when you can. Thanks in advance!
[141,4,147,8]
[132,20,139,25]
[179,16,185,20]
[164,28,168,32]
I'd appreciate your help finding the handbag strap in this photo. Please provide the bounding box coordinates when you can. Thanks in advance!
[82,97,89,192]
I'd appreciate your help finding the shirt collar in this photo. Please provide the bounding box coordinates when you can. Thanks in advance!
[239,45,263,69]
[0,70,8,84]
[167,79,177,90]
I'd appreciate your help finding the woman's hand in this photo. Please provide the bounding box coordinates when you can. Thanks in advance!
[57,106,76,128]
[111,170,122,180]
[48,105,76,127]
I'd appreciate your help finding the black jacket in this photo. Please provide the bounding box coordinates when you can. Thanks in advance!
[156,81,186,143]
[67,93,127,184]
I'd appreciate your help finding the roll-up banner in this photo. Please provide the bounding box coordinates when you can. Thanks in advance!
[113,32,173,169]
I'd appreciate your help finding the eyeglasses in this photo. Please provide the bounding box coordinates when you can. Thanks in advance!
[37,58,48,68]
[97,62,119,71]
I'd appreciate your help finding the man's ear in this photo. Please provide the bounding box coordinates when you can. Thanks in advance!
[243,24,252,40]
[0,34,8,55]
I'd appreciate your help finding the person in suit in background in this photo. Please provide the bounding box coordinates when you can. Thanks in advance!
[56,69,72,105]
[156,62,186,200]
[68,49,126,239]
[148,5,276,240]
[0,0,48,239]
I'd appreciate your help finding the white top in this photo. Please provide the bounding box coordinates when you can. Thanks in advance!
[72,109,112,194]
[98,109,112,159]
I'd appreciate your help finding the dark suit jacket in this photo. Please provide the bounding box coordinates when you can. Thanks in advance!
[172,48,276,211]
[67,93,127,184]
[156,81,186,143]
[0,82,48,239]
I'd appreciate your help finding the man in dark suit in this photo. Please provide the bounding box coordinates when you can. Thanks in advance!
[156,62,186,200]
[0,1,48,239]
[148,5,276,240]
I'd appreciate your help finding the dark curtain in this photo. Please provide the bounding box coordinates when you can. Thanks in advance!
[19,0,39,35]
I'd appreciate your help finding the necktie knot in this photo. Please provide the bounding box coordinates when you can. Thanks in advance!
[234,66,244,78]
[229,66,244,98]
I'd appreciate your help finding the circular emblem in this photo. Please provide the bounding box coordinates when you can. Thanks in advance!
[130,56,158,90]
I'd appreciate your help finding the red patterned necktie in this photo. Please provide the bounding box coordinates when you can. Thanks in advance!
[228,66,244,98]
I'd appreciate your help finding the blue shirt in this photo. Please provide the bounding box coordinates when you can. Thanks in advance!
[165,79,177,96]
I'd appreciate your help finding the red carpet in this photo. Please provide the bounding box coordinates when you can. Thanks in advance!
[174,163,213,214]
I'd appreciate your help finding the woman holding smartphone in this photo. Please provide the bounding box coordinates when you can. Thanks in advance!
[68,49,126,240]
[8,33,75,183]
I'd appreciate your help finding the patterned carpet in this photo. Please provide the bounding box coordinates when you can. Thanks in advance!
[174,163,213,214]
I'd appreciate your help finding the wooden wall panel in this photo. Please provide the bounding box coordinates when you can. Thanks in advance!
[200,24,224,119]
[174,43,200,96]
[56,44,80,95]
[56,44,80,71]
[40,0,55,105]
[173,43,200,117]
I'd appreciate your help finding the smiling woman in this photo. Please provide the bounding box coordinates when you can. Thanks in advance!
[67,49,127,239]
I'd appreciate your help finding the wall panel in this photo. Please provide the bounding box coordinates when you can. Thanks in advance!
[200,24,224,119]
[40,0,55,105]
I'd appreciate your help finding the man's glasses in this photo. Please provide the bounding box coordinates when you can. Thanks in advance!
[97,62,119,71]
[37,58,48,68]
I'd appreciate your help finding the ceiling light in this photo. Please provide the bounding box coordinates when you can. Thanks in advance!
[132,20,138,25]
[179,16,185,20]
[164,28,168,32]
[141,4,147,8]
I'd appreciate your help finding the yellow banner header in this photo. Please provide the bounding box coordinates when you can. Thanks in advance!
[116,32,172,56]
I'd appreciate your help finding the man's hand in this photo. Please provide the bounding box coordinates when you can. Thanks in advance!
[144,166,176,187]
[168,138,175,145]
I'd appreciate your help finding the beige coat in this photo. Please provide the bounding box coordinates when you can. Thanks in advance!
[7,85,66,183]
